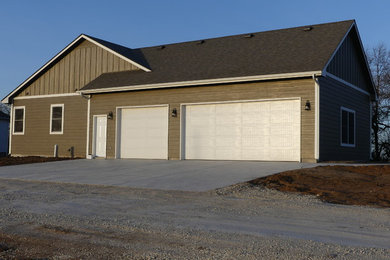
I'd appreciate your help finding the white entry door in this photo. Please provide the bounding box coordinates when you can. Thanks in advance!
[119,106,168,159]
[93,116,107,157]
[183,99,300,161]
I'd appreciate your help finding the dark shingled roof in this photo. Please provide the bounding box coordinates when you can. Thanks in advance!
[81,20,354,91]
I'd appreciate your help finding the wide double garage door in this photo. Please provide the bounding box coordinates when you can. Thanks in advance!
[118,99,301,161]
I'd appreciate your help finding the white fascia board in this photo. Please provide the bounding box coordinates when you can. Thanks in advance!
[323,22,355,72]
[13,93,80,100]
[2,35,85,104]
[324,72,370,96]
[322,21,377,100]
[82,35,151,73]
[352,23,377,100]
[79,71,322,94]
[1,34,151,104]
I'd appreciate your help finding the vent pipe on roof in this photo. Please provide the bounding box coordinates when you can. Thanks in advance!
[303,26,313,31]
[244,34,254,38]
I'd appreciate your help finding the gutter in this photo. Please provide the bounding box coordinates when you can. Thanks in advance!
[78,71,323,95]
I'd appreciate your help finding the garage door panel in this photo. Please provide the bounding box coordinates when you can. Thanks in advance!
[184,100,300,161]
[120,106,168,159]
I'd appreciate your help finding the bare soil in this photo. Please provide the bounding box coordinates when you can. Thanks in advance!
[0,156,76,167]
[249,165,390,208]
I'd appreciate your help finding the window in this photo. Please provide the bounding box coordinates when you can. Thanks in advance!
[50,104,64,134]
[13,106,25,135]
[341,107,355,147]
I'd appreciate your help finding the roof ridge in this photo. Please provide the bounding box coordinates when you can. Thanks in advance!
[132,20,355,51]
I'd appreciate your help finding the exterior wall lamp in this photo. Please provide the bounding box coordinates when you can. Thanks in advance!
[171,108,177,117]
[107,111,113,119]
[305,100,311,111]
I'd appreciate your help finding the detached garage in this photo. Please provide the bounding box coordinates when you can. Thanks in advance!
[181,99,301,161]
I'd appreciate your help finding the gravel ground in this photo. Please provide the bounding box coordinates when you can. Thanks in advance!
[0,178,389,259]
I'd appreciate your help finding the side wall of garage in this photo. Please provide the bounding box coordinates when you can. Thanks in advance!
[319,76,371,161]
[12,96,88,157]
[89,78,316,162]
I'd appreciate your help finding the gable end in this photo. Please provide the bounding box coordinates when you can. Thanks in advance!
[2,35,149,103]
[325,25,373,94]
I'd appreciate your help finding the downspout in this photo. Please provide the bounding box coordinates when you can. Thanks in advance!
[312,74,320,162]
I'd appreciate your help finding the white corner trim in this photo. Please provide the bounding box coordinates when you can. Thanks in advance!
[313,75,320,161]
[325,72,370,96]
[340,106,356,148]
[1,34,151,104]
[8,104,13,154]
[82,35,151,72]
[80,71,322,94]
[14,93,80,100]
[86,98,91,157]
[12,106,25,135]
[49,104,64,135]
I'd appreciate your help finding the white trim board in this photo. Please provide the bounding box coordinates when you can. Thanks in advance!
[49,104,64,135]
[12,106,25,135]
[79,71,322,94]
[86,97,91,157]
[322,21,377,100]
[324,72,370,96]
[313,76,320,161]
[340,106,356,148]
[1,34,150,104]
[83,35,151,72]
[323,22,355,73]
[8,104,13,154]
[14,93,80,100]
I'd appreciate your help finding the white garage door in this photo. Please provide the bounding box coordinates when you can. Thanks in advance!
[182,99,300,161]
[120,106,168,159]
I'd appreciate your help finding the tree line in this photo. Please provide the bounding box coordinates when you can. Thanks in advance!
[367,44,390,160]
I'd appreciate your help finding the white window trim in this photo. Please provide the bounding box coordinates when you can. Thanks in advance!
[340,106,356,147]
[13,106,25,135]
[50,104,64,135]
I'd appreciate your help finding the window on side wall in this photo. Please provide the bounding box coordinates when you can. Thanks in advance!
[13,106,25,135]
[50,104,64,134]
[341,107,355,147]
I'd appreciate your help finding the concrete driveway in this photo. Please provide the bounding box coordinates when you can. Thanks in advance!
[0,159,317,191]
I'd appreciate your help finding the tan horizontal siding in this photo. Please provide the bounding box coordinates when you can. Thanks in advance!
[89,78,316,161]
[11,96,88,157]
[18,39,140,97]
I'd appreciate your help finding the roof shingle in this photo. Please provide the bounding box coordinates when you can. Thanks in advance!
[82,20,355,91]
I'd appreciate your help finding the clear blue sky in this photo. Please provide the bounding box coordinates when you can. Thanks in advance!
[1,0,389,99]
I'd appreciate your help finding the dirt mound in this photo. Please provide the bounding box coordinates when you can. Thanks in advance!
[249,165,390,208]
[0,156,76,167]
